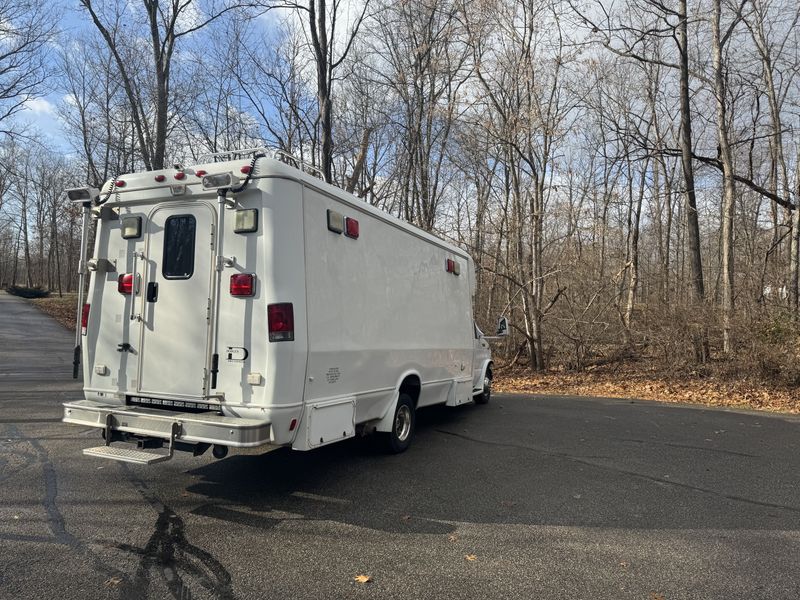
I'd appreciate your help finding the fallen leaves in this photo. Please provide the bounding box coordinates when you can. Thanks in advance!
[649,593,666,600]
[353,575,372,584]
[104,576,123,588]
[28,295,78,331]
[494,366,800,414]
[465,554,478,561]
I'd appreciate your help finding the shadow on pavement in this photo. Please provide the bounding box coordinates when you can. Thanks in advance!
[186,402,800,534]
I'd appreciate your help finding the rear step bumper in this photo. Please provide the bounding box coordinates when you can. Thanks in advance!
[63,399,272,448]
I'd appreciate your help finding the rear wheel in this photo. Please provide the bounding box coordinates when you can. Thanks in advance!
[475,374,492,405]
[381,393,415,454]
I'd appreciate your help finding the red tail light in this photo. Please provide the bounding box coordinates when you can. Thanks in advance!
[446,258,455,273]
[81,303,90,336]
[230,273,255,297]
[345,217,359,239]
[118,273,134,294]
[268,303,294,342]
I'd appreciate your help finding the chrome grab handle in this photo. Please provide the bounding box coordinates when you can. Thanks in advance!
[130,251,143,322]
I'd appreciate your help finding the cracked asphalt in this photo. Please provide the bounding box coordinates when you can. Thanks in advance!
[1,290,800,599]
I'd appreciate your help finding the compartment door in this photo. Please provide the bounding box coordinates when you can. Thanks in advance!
[137,203,215,398]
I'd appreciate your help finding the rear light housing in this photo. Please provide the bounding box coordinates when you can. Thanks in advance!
[268,303,294,342]
[234,209,258,233]
[230,273,256,297]
[81,303,90,336]
[118,273,134,294]
[345,217,359,239]
[120,215,142,239]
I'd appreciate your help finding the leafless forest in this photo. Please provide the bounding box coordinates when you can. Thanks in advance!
[1,0,799,379]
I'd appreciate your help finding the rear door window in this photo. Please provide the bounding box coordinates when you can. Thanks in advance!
[162,214,196,279]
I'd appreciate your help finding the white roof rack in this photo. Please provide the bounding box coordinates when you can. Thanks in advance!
[200,146,325,181]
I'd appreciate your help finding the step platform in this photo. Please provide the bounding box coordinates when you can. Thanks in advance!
[83,445,173,465]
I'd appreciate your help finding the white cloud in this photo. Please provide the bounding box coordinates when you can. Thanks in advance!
[23,97,56,116]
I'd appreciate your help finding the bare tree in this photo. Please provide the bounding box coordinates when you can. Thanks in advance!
[0,0,55,133]
[79,0,256,170]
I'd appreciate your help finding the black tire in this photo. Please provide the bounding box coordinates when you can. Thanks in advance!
[381,393,415,454]
[475,374,492,405]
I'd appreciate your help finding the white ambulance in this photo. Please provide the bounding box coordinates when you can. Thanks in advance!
[63,148,507,464]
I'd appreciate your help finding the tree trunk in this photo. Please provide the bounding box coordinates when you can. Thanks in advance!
[678,0,705,304]
[711,0,737,354]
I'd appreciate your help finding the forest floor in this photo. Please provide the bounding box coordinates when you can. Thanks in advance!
[24,294,799,415]
[28,293,78,331]
[495,365,799,414]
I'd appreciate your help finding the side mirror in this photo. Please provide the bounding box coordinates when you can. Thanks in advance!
[496,316,509,337]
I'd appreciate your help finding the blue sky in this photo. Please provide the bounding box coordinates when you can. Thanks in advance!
[11,2,286,155]
[13,2,89,152]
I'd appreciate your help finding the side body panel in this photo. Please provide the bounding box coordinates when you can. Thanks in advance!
[300,184,474,433]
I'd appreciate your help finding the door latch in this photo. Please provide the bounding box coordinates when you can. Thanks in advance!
[117,343,132,353]
[146,281,158,302]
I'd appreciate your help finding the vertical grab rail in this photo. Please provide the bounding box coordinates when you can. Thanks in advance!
[129,251,143,322]
[73,201,92,379]
[208,191,227,392]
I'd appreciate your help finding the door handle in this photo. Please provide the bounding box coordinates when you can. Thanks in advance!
[146,282,159,302]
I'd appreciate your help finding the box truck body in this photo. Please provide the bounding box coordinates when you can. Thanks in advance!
[63,151,498,464]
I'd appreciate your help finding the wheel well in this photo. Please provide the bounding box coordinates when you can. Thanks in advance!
[399,375,421,408]
[486,362,493,380]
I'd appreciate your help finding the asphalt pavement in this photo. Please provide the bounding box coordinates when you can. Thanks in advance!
[1,290,799,599]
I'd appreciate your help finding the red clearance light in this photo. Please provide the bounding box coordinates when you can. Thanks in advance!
[289,418,297,431]
[195,170,207,177]
[446,258,454,273]
[230,273,255,297]
[81,303,90,336]
[268,303,294,342]
[174,172,186,180]
[345,217,359,239]
[114,180,126,187]
[118,273,134,295]
[240,165,252,174]
[154,174,166,182]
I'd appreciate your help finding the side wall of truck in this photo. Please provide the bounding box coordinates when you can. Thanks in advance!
[300,182,475,429]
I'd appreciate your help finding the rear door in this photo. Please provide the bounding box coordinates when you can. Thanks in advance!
[137,202,216,398]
